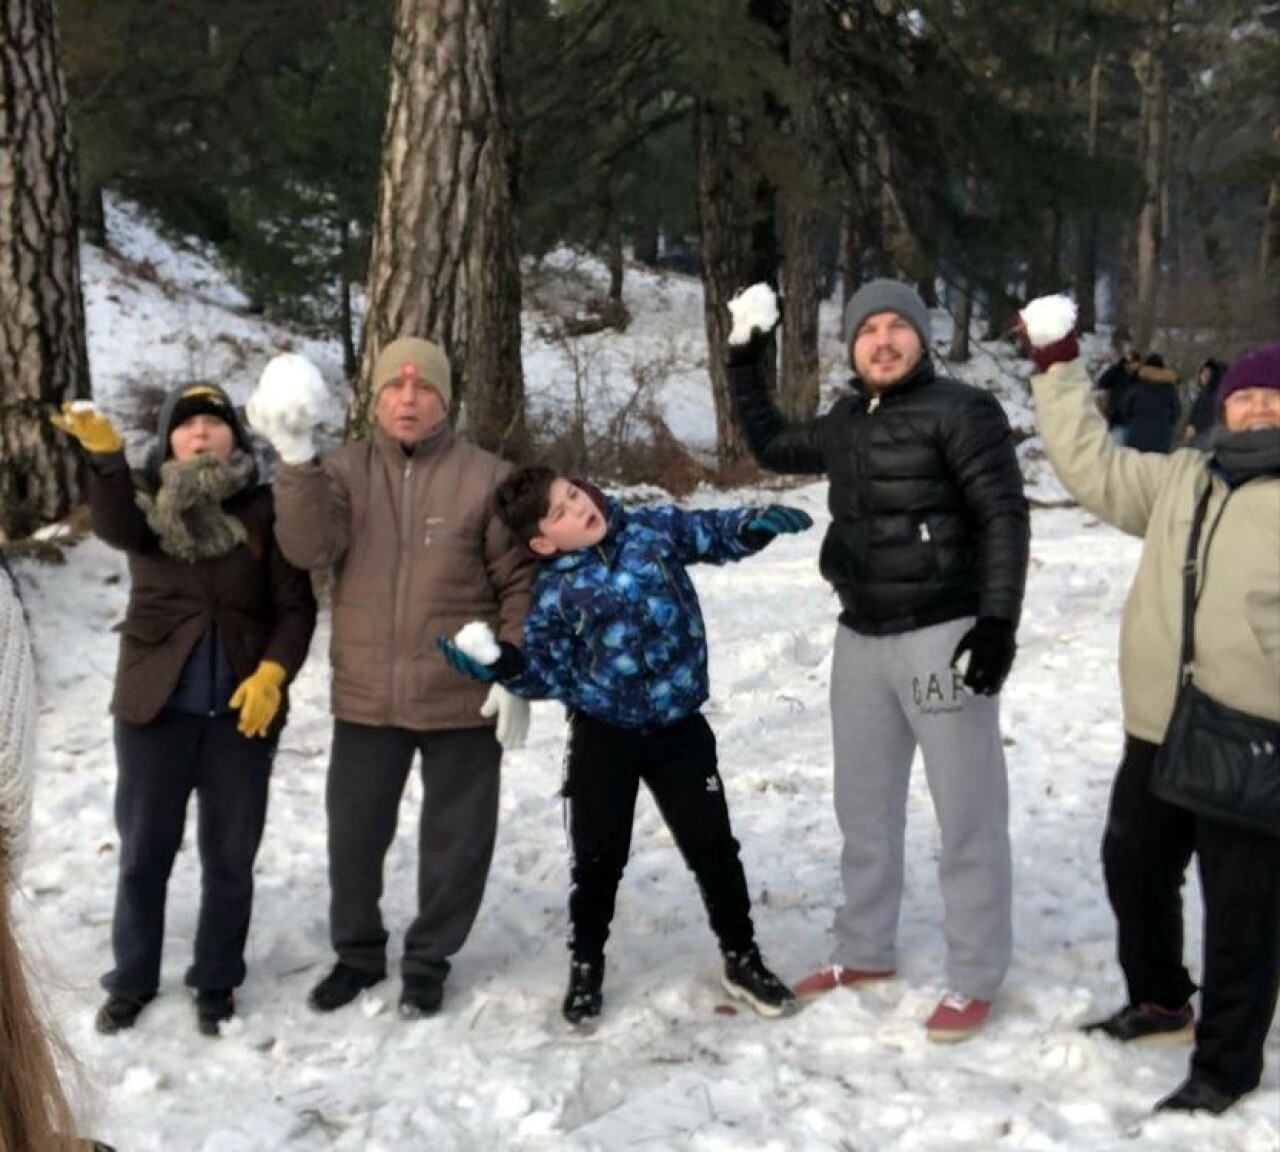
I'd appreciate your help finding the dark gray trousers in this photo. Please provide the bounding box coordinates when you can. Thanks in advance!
[104,712,274,998]
[326,720,501,983]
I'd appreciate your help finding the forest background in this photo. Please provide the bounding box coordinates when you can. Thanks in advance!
[2,0,1278,539]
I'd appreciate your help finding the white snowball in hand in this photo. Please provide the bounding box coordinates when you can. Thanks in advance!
[727,283,779,345]
[1019,295,1077,347]
[248,353,327,432]
[455,621,501,666]
[69,400,97,414]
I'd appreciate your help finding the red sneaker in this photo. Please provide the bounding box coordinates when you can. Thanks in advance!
[925,992,992,1042]
[793,964,895,999]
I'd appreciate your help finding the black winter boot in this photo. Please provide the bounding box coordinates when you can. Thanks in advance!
[95,992,155,1035]
[195,989,235,1036]
[563,957,605,1025]
[721,947,795,1017]
[307,962,385,1012]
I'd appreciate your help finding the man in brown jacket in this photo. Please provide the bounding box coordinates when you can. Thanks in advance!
[247,339,535,1019]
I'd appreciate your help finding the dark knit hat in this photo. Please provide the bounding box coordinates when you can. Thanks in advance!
[1218,343,1280,405]
[841,279,932,355]
[157,382,247,458]
[372,337,452,409]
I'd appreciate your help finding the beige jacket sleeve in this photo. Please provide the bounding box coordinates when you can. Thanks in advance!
[271,454,353,571]
[1030,359,1178,537]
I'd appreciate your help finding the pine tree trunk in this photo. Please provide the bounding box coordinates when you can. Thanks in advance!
[1133,5,1173,352]
[355,0,525,457]
[0,0,89,539]
[779,0,822,420]
[696,99,775,472]
[1073,57,1102,333]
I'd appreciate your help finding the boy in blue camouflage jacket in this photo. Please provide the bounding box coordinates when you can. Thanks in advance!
[439,465,811,1025]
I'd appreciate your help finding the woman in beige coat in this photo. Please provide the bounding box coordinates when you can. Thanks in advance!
[1024,318,1279,1117]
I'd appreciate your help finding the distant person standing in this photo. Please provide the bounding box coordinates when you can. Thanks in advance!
[1096,351,1142,446]
[726,279,1029,1042]
[1117,354,1180,454]
[1181,358,1227,449]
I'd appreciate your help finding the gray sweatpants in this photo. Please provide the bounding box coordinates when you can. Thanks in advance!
[830,617,1012,1000]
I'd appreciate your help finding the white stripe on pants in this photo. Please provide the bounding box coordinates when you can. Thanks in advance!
[829,617,1012,999]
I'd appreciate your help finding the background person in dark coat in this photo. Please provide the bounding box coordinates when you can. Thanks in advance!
[725,280,1029,1042]
[1181,357,1227,449]
[1096,350,1142,445]
[1117,353,1181,453]
[52,385,316,1038]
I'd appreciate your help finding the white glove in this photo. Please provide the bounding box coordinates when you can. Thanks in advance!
[247,353,327,465]
[727,283,779,346]
[480,685,529,750]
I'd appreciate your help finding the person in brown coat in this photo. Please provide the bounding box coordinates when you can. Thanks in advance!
[247,340,535,1019]
[52,383,316,1038]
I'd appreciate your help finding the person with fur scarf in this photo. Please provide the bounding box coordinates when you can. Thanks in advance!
[51,384,316,1038]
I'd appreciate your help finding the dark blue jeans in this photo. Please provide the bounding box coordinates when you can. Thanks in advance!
[103,712,274,998]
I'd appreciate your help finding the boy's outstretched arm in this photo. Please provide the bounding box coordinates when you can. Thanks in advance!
[632,503,813,566]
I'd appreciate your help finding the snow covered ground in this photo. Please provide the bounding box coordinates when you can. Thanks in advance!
[10,203,1277,1150]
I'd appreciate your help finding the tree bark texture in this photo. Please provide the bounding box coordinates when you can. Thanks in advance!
[355,0,526,457]
[1133,4,1173,351]
[696,99,777,472]
[778,0,822,420]
[0,0,88,538]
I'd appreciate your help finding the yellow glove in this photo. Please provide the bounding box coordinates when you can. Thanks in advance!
[229,660,287,738]
[49,402,123,454]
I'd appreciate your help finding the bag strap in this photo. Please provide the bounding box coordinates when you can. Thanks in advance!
[1176,484,1215,686]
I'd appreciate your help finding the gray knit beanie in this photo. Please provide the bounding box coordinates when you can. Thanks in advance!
[841,280,932,358]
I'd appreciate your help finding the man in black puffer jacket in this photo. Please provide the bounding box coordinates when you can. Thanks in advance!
[726,279,1029,1041]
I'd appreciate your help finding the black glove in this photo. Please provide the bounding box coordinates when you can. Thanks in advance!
[950,617,1016,696]
[726,326,772,369]
[740,505,814,550]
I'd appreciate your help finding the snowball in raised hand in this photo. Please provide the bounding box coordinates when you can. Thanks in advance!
[727,283,780,346]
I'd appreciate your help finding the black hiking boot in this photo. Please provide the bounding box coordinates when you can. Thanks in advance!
[1155,1075,1240,1115]
[562,957,605,1025]
[397,975,445,1020]
[721,947,796,1018]
[194,989,234,1036]
[307,962,385,1013]
[94,992,154,1035]
[1081,1001,1193,1044]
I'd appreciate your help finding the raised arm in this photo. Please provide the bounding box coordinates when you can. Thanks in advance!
[1019,294,1176,537]
[271,457,352,570]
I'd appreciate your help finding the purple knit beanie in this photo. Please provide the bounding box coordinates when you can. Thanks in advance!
[1218,342,1280,404]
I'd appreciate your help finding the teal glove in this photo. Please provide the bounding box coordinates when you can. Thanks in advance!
[741,506,813,550]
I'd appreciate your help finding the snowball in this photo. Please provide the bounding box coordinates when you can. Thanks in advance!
[248,353,327,432]
[1019,295,1076,347]
[454,621,501,666]
[727,283,779,345]
[68,399,97,414]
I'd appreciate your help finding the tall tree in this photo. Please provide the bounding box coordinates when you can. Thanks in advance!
[355,0,524,455]
[0,0,88,538]
[1132,0,1175,350]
